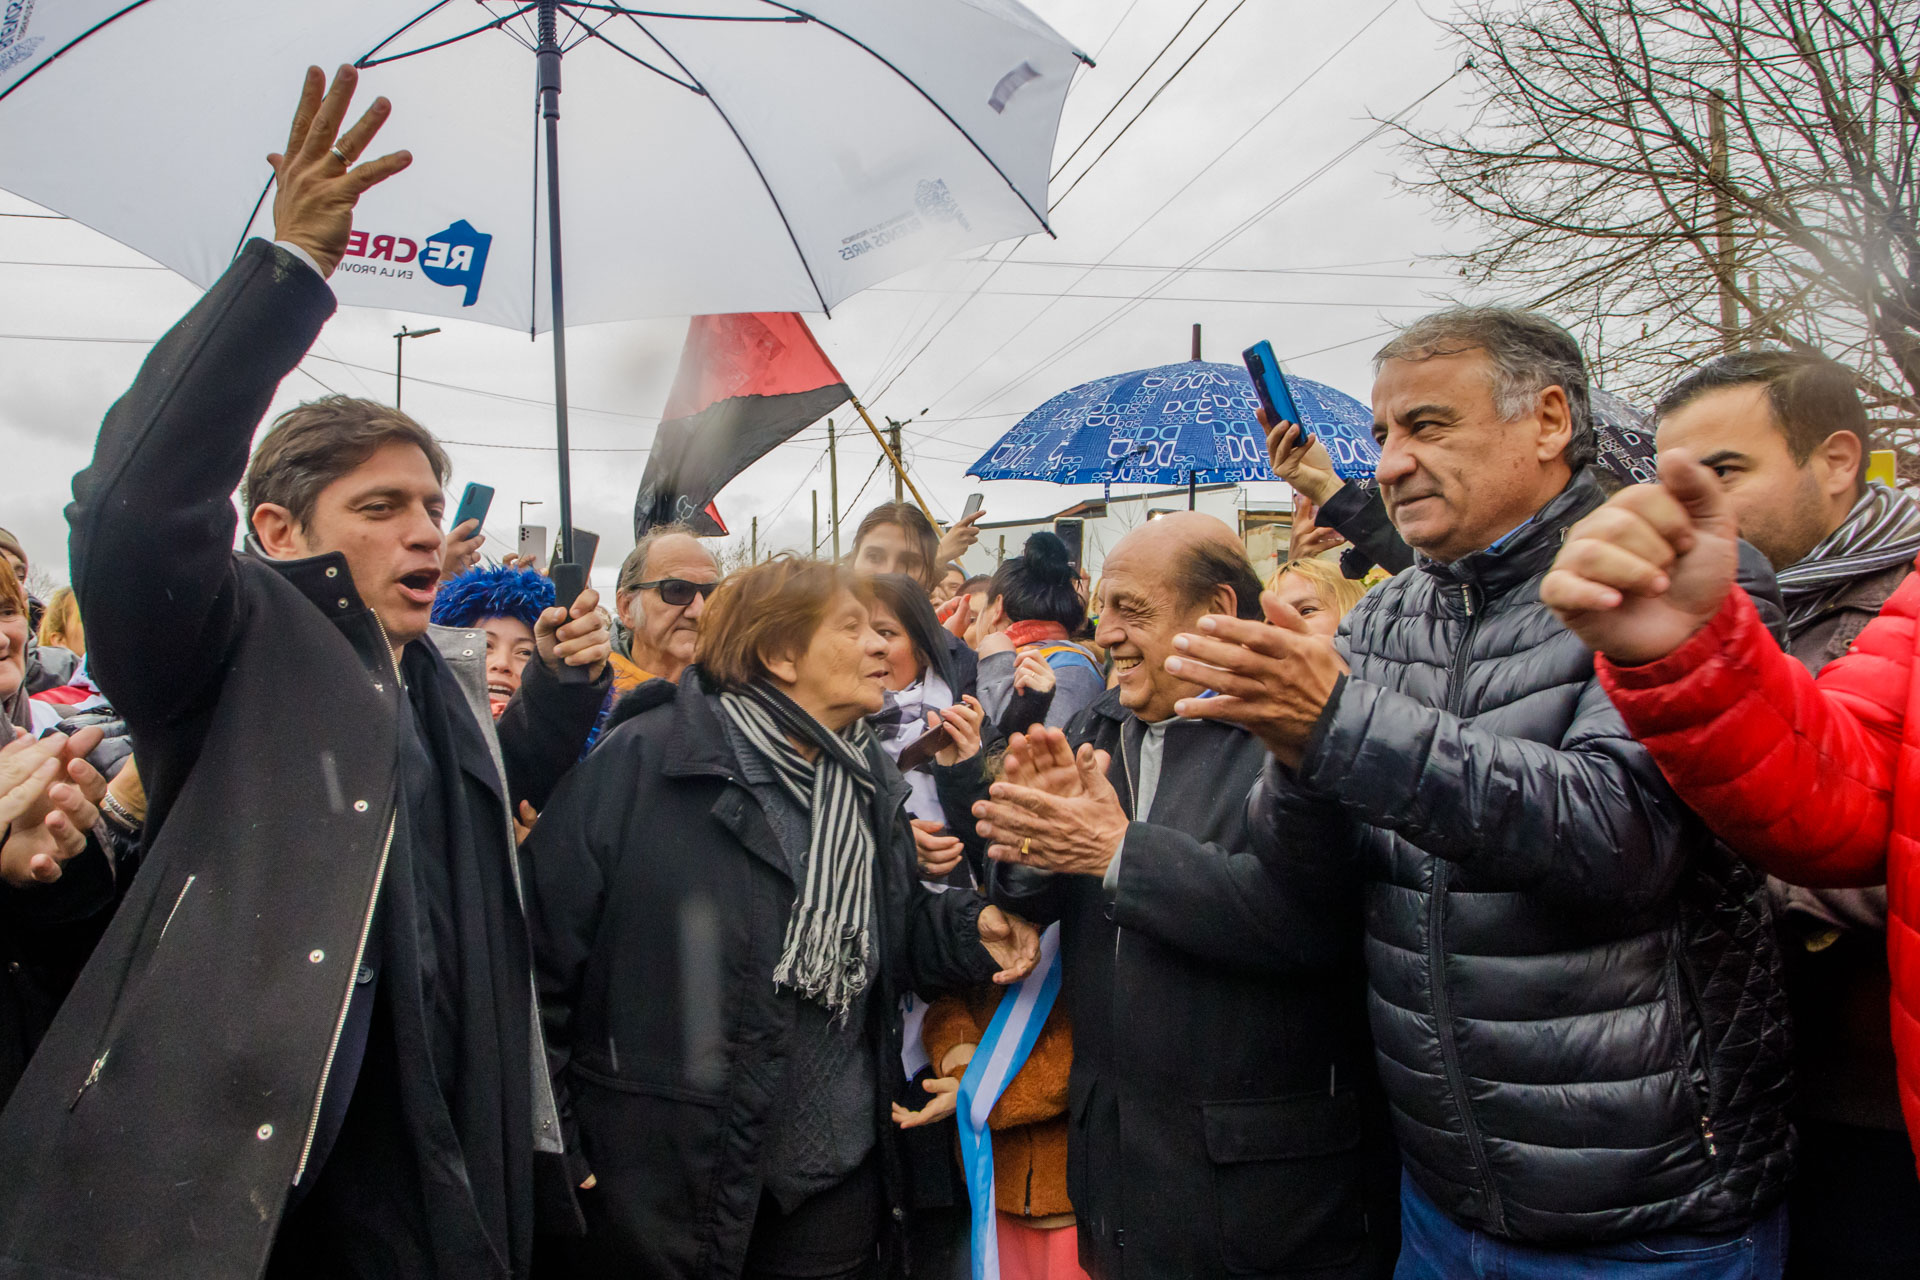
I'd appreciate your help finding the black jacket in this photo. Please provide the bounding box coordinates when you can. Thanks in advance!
[1316,484,1413,580]
[0,239,606,1280]
[1253,468,1794,1243]
[992,691,1398,1278]
[525,673,1003,1279]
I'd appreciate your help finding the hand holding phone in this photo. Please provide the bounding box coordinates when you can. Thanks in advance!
[1243,341,1307,446]
[452,483,495,534]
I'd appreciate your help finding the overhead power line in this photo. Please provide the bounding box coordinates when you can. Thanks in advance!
[1049,0,1217,183]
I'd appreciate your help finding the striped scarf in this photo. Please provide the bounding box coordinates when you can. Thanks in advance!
[1777,481,1920,634]
[720,682,879,1020]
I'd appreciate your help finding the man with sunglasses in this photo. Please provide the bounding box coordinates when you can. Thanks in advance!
[610,525,721,696]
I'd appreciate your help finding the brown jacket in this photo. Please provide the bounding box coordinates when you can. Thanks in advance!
[922,988,1073,1219]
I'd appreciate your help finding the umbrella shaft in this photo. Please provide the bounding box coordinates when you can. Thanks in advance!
[538,0,574,568]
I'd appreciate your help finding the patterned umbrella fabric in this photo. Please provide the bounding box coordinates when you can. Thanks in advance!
[967,360,1379,486]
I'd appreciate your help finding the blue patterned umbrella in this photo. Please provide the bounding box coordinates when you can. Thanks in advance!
[967,360,1380,486]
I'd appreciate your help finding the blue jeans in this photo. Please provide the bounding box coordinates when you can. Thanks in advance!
[1394,1172,1786,1279]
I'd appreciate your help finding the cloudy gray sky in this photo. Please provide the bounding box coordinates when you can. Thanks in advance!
[0,0,1490,589]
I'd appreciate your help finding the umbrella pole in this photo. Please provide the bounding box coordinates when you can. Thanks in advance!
[1188,471,1197,510]
[537,0,577,573]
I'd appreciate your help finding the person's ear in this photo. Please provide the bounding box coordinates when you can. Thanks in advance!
[250,503,311,560]
[1534,385,1574,463]
[761,645,800,686]
[1209,582,1238,619]
[1814,429,1865,503]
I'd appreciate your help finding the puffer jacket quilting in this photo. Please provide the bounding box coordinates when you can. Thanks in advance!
[1278,469,1793,1243]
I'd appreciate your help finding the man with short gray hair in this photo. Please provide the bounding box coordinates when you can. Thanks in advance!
[1168,307,1795,1278]
[610,524,720,694]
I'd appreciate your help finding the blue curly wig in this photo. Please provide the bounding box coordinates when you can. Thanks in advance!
[431,566,555,632]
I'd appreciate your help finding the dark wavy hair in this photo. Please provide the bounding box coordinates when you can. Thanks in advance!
[988,531,1085,632]
[431,566,555,631]
[866,573,959,692]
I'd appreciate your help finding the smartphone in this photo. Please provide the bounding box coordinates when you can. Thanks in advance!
[452,482,494,535]
[1243,340,1306,444]
[1053,518,1084,573]
[517,524,548,573]
[961,492,985,522]
[896,724,954,773]
[552,527,600,576]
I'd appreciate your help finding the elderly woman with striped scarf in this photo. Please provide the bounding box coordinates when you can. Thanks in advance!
[525,555,1040,1280]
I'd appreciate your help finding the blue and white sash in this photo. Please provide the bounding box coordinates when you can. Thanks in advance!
[955,922,1064,1280]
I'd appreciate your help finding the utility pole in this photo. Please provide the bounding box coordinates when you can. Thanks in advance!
[811,490,819,556]
[1708,92,1739,353]
[827,418,841,560]
[750,517,758,564]
[888,419,904,503]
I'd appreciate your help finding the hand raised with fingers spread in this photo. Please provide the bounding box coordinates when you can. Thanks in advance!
[1166,593,1348,768]
[269,64,413,276]
[1541,449,1740,664]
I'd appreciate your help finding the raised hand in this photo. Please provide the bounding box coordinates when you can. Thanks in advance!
[935,508,986,566]
[440,519,486,581]
[976,905,1041,984]
[269,64,413,276]
[1541,449,1740,664]
[536,587,612,679]
[1163,593,1347,767]
[1262,409,1343,507]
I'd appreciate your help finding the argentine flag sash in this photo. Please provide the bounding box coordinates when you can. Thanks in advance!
[955,922,1064,1280]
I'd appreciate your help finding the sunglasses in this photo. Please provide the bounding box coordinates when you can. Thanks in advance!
[635,577,719,607]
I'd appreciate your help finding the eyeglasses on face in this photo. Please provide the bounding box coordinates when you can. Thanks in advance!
[635,577,719,607]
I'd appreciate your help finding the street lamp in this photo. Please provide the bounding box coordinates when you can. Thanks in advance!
[393,325,441,409]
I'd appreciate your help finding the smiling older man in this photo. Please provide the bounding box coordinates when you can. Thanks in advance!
[976,512,1400,1279]
[1168,308,1796,1280]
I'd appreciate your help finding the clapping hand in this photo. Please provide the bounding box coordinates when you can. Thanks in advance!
[1165,593,1348,768]
[269,65,412,277]
[975,726,1128,878]
[1,726,108,887]
[1540,449,1740,664]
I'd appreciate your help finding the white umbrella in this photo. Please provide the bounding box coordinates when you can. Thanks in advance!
[0,0,1084,568]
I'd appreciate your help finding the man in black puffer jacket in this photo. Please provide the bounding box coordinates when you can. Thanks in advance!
[1169,308,1793,1279]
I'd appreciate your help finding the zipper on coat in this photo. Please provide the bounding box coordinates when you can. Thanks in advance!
[297,619,404,1184]
[1429,582,1505,1228]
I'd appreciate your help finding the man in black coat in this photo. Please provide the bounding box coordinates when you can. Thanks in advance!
[1169,308,1795,1277]
[975,513,1400,1279]
[0,67,611,1280]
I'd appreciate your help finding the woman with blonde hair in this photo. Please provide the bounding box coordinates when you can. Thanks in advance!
[1267,556,1374,637]
[34,587,83,658]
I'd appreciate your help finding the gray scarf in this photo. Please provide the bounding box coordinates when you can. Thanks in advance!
[720,682,879,1020]
[1777,481,1920,635]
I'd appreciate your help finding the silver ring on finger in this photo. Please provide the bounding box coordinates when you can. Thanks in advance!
[329,144,351,167]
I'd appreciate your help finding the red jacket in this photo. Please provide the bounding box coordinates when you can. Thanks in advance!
[1595,571,1920,1162]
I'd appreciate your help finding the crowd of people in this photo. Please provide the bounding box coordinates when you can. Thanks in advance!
[3,61,1920,1280]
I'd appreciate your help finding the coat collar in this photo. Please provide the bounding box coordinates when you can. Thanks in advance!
[1416,468,1606,602]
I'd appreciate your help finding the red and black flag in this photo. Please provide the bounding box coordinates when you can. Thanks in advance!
[633,313,851,538]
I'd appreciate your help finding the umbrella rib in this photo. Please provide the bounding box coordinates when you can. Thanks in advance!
[358,4,543,69]
[580,28,703,94]
[0,0,159,106]
[573,5,807,21]
[754,1,1056,240]
[355,0,462,67]
[603,14,831,314]
[228,172,275,266]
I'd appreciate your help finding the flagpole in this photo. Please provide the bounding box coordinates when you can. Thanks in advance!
[847,395,944,533]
